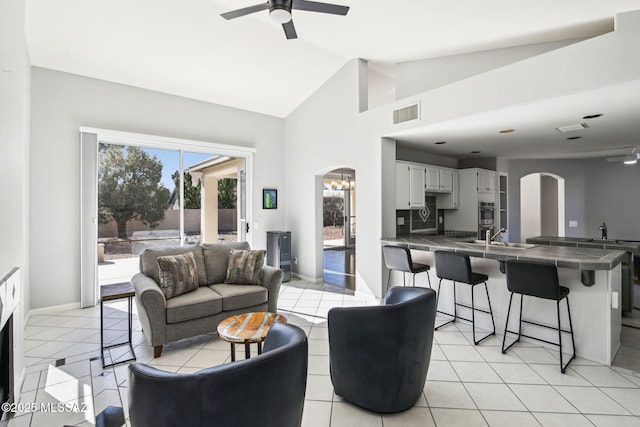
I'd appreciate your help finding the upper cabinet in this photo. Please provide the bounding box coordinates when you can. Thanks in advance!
[409,164,426,207]
[396,162,426,209]
[425,167,440,191]
[438,168,453,192]
[477,169,496,193]
[437,169,459,209]
[396,161,458,209]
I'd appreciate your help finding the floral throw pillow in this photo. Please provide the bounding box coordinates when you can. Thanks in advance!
[224,249,266,285]
[157,252,199,299]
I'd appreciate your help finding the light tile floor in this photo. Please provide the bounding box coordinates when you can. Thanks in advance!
[8,278,640,426]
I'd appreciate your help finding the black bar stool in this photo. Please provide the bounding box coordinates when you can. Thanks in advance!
[502,260,576,373]
[383,245,432,291]
[434,250,495,344]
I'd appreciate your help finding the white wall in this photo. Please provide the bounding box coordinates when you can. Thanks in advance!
[520,174,541,242]
[395,38,590,100]
[30,68,286,309]
[388,11,640,133]
[285,59,389,298]
[0,0,30,400]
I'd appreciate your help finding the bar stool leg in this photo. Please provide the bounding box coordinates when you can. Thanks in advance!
[484,282,496,335]
[471,283,476,343]
[502,292,520,353]
[470,282,495,345]
[563,297,576,372]
[435,279,456,330]
[557,300,564,371]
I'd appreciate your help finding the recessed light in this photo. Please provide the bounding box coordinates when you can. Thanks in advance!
[583,113,603,119]
[566,136,582,140]
[435,141,447,145]
[470,151,481,154]
[499,129,515,134]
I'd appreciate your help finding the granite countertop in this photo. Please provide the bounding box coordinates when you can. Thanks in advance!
[526,235,640,254]
[383,234,626,271]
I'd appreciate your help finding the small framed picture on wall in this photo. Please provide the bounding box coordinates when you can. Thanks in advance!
[263,189,277,209]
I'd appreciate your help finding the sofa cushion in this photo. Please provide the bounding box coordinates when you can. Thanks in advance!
[201,242,251,284]
[140,246,207,285]
[224,249,266,285]
[157,253,200,299]
[166,286,223,324]
[209,284,268,311]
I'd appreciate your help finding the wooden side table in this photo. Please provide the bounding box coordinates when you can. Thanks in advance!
[217,312,287,361]
[101,282,137,368]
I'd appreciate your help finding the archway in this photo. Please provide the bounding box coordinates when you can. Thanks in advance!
[321,168,356,292]
[520,173,565,242]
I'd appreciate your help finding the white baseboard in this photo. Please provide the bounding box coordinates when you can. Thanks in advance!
[26,302,82,321]
[290,273,323,283]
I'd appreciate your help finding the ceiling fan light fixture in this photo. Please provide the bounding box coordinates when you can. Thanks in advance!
[270,7,292,23]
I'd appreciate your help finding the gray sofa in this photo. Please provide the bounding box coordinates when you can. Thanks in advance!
[131,241,283,357]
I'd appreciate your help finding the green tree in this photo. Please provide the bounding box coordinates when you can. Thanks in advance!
[218,178,237,209]
[171,171,201,209]
[98,145,170,239]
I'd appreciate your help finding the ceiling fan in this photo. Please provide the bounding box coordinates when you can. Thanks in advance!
[606,146,640,164]
[221,0,349,39]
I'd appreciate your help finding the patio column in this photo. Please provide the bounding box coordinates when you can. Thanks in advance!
[202,173,219,243]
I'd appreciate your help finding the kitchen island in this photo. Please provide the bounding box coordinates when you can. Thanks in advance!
[527,235,639,314]
[381,234,627,365]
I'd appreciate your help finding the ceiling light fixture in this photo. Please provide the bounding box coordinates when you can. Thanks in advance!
[435,141,447,145]
[499,129,514,134]
[606,147,640,164]
[583,114,603,119]
[470,151,481,154]
[270,3,292,23]
[566,136,582,140]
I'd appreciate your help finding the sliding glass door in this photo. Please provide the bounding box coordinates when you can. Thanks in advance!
[80,128,255,307]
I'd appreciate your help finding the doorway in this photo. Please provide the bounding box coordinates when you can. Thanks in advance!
[322,168,356,290]
[81,128,255,307]
[520,173,565,242]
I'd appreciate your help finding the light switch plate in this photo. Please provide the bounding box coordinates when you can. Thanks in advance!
[569,220,578,228]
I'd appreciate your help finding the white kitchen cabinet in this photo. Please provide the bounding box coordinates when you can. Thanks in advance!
[425,167,440,192]
[439,168,453,192]
[477,169,496,193]
[395,162,411,209]
[437,169,459,209]
[396,162,425,209]
[409,164,426,207]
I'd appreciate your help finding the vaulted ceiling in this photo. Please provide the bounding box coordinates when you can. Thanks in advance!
[25,1,640,160]
[25,0,640,118]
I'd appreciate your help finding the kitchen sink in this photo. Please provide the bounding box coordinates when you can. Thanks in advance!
[471,240,536,249]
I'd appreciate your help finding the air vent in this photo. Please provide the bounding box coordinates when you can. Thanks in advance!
[393,103,420,124]
[556,123,589,133]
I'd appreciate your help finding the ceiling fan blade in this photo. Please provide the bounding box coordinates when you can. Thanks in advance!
[221,2,269,20]
[292,0,349,15]
[283,20,298,39]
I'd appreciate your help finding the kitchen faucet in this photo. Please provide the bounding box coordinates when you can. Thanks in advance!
[599,222,608,240]
[485,228,506,245]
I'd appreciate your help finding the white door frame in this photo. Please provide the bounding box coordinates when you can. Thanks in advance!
[79,127,255,307]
